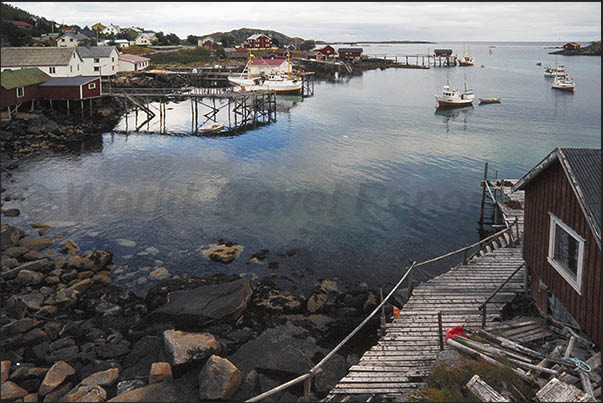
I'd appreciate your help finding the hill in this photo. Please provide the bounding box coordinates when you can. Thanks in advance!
[200,27,307,48]
[1,2,59,46]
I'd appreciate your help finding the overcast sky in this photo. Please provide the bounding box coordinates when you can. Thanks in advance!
[7,2,601,42]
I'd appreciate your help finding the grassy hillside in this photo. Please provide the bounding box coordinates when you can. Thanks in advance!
[201,27,306,47]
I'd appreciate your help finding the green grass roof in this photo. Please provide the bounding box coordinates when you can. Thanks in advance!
[1,67,50,90]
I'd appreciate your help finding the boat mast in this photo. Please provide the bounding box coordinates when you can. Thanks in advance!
[464,71,467,92]
[287,51,291,79]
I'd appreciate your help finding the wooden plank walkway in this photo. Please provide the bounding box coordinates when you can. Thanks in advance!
[325,182,527,402]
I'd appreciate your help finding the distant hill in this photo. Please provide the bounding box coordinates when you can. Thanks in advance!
[549,41,601,56]
[200,27,307,47]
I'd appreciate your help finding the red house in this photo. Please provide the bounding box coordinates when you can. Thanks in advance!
[434,49,453,57]
[563,42,581,50]
[7,20,33,28]
[244,34,272,49]
[39,76,102,100]
[316,45,336,57]
[1,68,50,111]
[337,48,363,60]
[513,148,601,345]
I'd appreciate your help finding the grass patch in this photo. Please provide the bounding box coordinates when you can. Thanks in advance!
[120,45,152,56]
[148,47,211,66]
[411,357,535,402]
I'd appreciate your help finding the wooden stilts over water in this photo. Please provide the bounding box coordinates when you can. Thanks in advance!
[246,177,528,403]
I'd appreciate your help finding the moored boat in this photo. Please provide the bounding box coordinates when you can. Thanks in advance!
[552,76,575,92]
[479,97,501,104]
[198,123,224,135]
[228,52,302,95]
[435,73,474,108]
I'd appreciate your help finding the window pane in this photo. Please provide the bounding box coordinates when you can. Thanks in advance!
[554,224,578,277]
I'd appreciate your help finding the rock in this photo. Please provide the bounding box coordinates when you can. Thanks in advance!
[3,208,20,217]
[65,251,112,272]
[229,325,325,376]
[198,355,243,400]
[147,278,252,328]
[16,270,45,285]
[5,259,51,279]
[163,330,219,367]
[1,224,25,249]
[95,302,122,316]
[363,292,378,313]
[18,237,53,251]
[149,267,170,281]
[54,289,79,306]
[97,107,114,118]
[202,243,243,264]
[4,246,29,257]
[60,240,79,254]
[19,292,45,310]
[313,353,347,393]
[62,384,106,402]
[117,239,136,247]
[23,393,38,402]
[1,380,29,400]
[434,349,462,369]
[96,341,131,359]
[23,249,41,261]
[81,367,119,387]
[1,360,10,383]
[149,362,172,384]
[307,292,328,313]
[346,354,360,368]
[108,380,189,402]
[5,295,27,319]
[69,278,93,293]
[42,381,72,402]
[1,318,36,337]
[121,336,166,381]
[38,361,75,396]
[49,337,75,352]
[1,257,19,269]
[145,246,160,255]
[115,379,146,396]
[48,345,79,362]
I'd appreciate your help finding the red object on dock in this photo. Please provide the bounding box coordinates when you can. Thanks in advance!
[445,326,466,341]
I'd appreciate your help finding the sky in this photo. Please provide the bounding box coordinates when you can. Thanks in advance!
[7,2,602,42]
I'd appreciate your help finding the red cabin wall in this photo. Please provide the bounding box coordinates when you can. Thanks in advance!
[1,84,40,109]
[39,85,80,100]
[523,160,601,345]
[81,78,101,98]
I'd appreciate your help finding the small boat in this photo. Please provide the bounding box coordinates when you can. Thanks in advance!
[480,64,485,68]
[435,72,474,108]
[479,97,501,104]
[552,76,575,92]
[198,123,224,134]
[536,62,542,66]
[459,47,475,66]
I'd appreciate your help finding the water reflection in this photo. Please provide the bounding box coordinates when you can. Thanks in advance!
[434,105,474,132]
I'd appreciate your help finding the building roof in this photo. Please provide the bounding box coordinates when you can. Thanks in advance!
[1,67,50,89]
[76,46,117,58]
[513,147,601,248]
[39,76,98,87]
[251,58,287,66]
[7,20,33,27]
[247,33,269,40]
[0,47,79,67]
[59,32,90,41]
[338,48,363,53]
[119,54,150,63]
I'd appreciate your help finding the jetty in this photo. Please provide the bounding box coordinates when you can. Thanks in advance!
[246,177,528,402]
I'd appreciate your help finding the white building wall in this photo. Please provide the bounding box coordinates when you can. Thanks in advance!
[57,36,79,47]
[118,59,149,72]
[249,62,289,76]
[80,49,120,77]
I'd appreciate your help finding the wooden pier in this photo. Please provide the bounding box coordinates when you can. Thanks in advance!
[364,53,458,68]
[325,182,527,401]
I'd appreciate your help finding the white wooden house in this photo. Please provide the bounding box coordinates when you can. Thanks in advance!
[0,47,84,77]
[56,33,90,47]
[118,54,150,72]
[249,58,290,76]
[102,24,121,36]
[76,46,120,77]
[134,33,155,46]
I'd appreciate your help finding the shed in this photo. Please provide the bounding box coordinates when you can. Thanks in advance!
[434,49,453,56]
[316,45,336,57]
[0,67,50,110]
[39,76,101,100]
[118,54,150,72]
[57,33,90,47]
[338,48,363,59]
[563,42,581,50]
[513,147,601,345]
[7,20,33,28]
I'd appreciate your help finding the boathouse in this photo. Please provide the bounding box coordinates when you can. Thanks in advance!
[0,67,50,111]
[563,42,581,50]
[38,76,101,100]
[434,49,453,57]
[338,47,363,60]
[244,33,272,49]
[513,147,601,345]
[316,45,337,58]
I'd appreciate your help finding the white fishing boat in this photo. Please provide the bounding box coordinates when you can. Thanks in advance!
[228,53,302,95]
[552,76,575,92]
[544,64,568,78]
[435,73,474,108]
[459,46,475,66]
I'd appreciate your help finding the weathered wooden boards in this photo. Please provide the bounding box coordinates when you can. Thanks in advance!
[486,317,552,343]
[466,374,510,402]
[326,245,527,401]
[535,377,596,402]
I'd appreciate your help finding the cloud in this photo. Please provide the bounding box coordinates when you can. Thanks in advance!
[6,2,601,41]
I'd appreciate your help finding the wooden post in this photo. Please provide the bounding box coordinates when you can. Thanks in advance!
[564,336,576,359]
[379,288,386,329]
[438,312,444,351]
[466,374,510,402]
[66,99,70,116]
[481,305,487,328]
[7,106,11,120]
[479,162,489,226]
[90,98,92,117]
[463,248,468,265]
[303,376,311,402]
[80,100,84,119]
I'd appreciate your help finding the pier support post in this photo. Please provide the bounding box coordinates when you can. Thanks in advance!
[66,100,70,116]
[479,162,489,226]
[438,312,444,350]
[303,376,312,402]
[481,306,487,328]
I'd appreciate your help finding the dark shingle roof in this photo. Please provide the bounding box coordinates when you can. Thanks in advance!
[513,147,601,247]
[76,46,117,58]
[1,67,50,89]
[39,76,98,87]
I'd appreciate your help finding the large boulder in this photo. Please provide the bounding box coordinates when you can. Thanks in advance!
[229,325,325,377]
[121,336,166,380]
[18,237,53,251]
[163,330,219,368]
[198,355,243,400]
[1,380,29,400]
[1,224,24,250]
[38,361,75,396]
[108,379,196,402]
[65,251,112,272]
[145,279,252,328]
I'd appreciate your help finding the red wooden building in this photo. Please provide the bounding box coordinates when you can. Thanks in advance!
[513,148,601,345]
[244,34,272,49]
[7,20,33,28]
[434,49,453,57]
[38,76,101,100]
[1,68,50,110]
[563,42,581,50]
[316,45,336,57]
[338,48,363,60]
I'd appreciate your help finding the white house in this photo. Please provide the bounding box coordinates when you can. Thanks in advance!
[56,33,90,47]
[249,57,291,76]
[118,54,150,72]
[113,39,130,49]
[134,33,155,46]
[0,47,84,77]
[101,24,121,36]
[76,46,120,77]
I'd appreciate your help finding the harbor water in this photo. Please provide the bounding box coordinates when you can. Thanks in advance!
[5,42,601,295]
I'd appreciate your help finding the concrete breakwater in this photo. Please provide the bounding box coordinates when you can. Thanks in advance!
[1,210,388,401]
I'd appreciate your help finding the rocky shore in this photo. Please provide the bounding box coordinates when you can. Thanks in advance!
[1,214,391,401]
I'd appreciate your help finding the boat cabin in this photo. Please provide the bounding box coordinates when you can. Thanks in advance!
[513,148,601,346]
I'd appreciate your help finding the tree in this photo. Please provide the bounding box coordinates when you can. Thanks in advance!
[166,33,181,45]
[299,40,315,51]
[216,46,226,58]
[155,31,165,45]
[217,33,236,48]
[0,20,32,46]
[271,37,280,48]
[187,34,198,45]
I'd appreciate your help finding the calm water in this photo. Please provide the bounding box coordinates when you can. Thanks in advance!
[5,42,601,295]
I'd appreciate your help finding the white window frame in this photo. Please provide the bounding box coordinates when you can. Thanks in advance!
[16,87,24,97]
[547,212,585,295]
[88,82,96,89]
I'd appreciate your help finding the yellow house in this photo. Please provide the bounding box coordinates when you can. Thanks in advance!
[91,23,105,32]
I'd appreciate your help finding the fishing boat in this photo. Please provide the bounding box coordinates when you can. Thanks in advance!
[544,65,568,79]
[479,97,501,104]
[198,123,224,135]
[459,47,475,66]
[552,76,575,92]
[435,73,475,108]
[228,53,302,95]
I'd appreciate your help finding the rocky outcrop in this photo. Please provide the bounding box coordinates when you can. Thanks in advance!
[198,355,243,400]
[162,330,219,367]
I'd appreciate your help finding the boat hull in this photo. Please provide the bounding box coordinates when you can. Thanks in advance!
[459,61,474,66]
[436,100,473,108]
[552,86,575,92]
